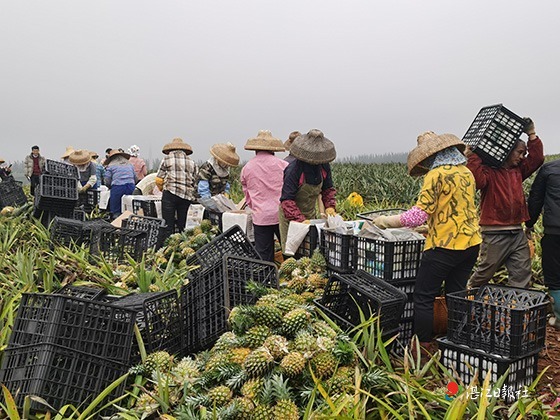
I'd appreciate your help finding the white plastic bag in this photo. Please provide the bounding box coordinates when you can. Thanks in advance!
[222,210,254,241]
[284,221,311,256]
[186,204,205,230]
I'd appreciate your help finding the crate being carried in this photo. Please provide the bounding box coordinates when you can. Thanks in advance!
[437,338,538,403]
[35,174,79,211]
[0,178,27,208]
[319,270,407,332]
[44,159,79,179]
[446,285,548,358]
[77,188,100,213]
[462,104,527,168]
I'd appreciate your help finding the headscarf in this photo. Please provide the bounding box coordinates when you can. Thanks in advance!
[107,155,129,166]
[424,146,467,170]
[208,156,229,177]
[128,145,140,157]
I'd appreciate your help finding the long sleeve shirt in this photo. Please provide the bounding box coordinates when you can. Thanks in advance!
[156,150,198,200]
[241,152,288,225]
[105,163,136,187]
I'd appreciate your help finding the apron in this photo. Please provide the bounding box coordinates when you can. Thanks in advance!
[279,180,323,253]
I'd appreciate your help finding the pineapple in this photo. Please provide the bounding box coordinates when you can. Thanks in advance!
[208,385,233,407]
[280,352,306,377]
[274,297,299,314]
[274,399,299,420]
[310,249,327,272]
[134,392,158,412]
[171,357,199,383]
[230,347,251,365]
[241,378,264,400]
[285,293,306,304]
[256,294,278,307]
[191,233,210,249]
[251,404,274,420]
[279,257,298,278]
[312,320,337,339]
[244,325,272,348]
[269,374,300,420]
[327,370,353,394]
[252,305,283,329]
[282,308,311,337]
[200,219,213,233]
[144,351,174,375]
[287,275,308,293]
[213,331,240,352]
[311,351,337,378]
[300,291,315,301]
[243,347,274,377]
[308,273,327,289]
[297,256,312,271]
[292,331,318,356]
[263,335,289,360]
[204,351,231,372]
[229,306,256,335]
[230,397,255,417]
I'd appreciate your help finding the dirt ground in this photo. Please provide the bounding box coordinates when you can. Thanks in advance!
[537,323,560,408]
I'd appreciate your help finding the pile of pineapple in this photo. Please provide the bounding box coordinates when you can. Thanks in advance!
[129,250,360,419]
[153,219,220,268]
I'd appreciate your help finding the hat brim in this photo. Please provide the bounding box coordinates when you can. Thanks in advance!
[244,138,285,152]
[69,157,91,166]
[407,134,466,177]
[210,148,239,167]
[162,144,193,155]
[106,151,131,163]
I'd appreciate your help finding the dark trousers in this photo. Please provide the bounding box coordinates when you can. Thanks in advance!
[254,224,280,262]
[413,245,480,342]
[542,234,560,290]
[162,190,191,238]
[30,174,41,196]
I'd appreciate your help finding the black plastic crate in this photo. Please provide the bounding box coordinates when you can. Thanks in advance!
[72,208,87,221]
[392,317,414,356]
[45,159,79,179]
[132,198,160,218]
[9,293,137,363]
[206,209,223,231]
[50,217,85,246]
[55,285,106,300]
[295,225,319,258]
[462,104,527,168]
[0,178,27,208]
[437,338,538,403]
[320,229,356,273]
[186,225,260,278]
[0,343,127,411]
[122,215,166,249]
[355,235,424,281]
[35,174,78,210]
[447,286,548,358]
[181,255,278,354]
[94,225,148,262]
[320,270,407,331]
[111,291,183,358]
[393,280,415,319]
[357,209,407,222]
[78,189,100,213]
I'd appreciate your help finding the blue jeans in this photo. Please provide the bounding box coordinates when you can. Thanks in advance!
[109,183,135,217]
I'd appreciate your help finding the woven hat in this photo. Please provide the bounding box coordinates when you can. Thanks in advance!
[105,148,131,163]
[284,131,301,151]
[68,149,91,166]
[245,130,285,152]
[290,129,336,164]
[407,131,466,177]
[0,157,5,164]
[61,146,75,159]
[210,142,240,167]
[162,138,193,155]
[89,151,99,159]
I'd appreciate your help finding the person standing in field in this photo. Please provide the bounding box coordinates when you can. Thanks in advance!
[241,130,288,262]
[89,151,105,189]
[278,129,337,252]
[24,145,46,196]
[68,150,97,193]
[197,143,240,199]
[467,118,544,289]
[155,138,198,237]
[104,149,137,218]
[527,158,560,329]
[128,144,147,182]
[284,131,301,164]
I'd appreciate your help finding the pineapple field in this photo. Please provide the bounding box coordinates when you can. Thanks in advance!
[1,160,559,419]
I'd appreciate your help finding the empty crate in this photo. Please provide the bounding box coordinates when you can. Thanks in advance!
[44,159,79,179]
[122,214,166,249]
[0,178,27,208]
[462,104,527,168]
[447,285,548,358]
[78,188,100,212]
[132,198,160,218]
[93,225,148,262]
[35,174,78,210]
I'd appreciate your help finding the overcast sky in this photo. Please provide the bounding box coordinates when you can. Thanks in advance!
[2,0,559,164]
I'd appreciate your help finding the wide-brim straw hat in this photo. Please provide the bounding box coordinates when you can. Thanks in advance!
[105,148,131,163]
[89,151,99,159]
[162,138,193,155]
[68,149,92,166]
[0,157,5,164]
[407,131,466,177]
[284,131,301,151]
[61,146,75,159]
[245,130,285,152]
[290,129,336,164]
[210,142,240,167]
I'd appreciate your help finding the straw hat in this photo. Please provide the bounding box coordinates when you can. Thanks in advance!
[0,157,5,164]
[407,131,466,177]
[210,142,240,167]
[162,138,193,155]
[61,146,75,159]
[89,151,99,159]
[290,129,336,164]
[105,148,131,163]
[284,131,301,151]
[68,149,92,166]
[245,130,285,152]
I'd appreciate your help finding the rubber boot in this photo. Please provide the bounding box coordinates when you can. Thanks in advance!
[548,290,560,330]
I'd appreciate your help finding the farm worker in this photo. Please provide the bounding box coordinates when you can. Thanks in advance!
[104,149,137,218]
[278,129,337,253]
[372,132,482,351]
[0,157,13,181]
[241,130,288,261]
[284,131,301,164]
[128,144,147,182]
[61,146,74,163]
[24,145,46,196]
[197,143,240,199]
[527,158,560,329]
[89,151,105,189]
[155,138,198,237]
[68,150,97,193]
[101,148,113,167]
[467,118,544,289]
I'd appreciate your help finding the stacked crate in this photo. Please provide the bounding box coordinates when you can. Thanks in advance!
[181,226,279,354]
[438,285,548,401]
[0,178,28,208]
